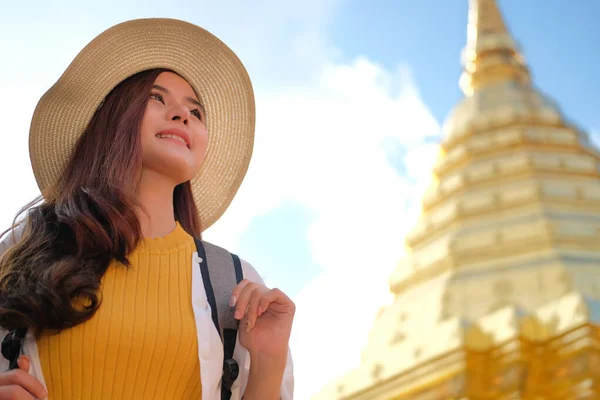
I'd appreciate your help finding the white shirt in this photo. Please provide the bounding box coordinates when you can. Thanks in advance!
[0,224,294,400]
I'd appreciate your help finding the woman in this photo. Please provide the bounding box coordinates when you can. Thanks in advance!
[0,18,294,399]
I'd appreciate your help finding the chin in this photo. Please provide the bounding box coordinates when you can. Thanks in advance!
[143,151,203,182]
[169,168,198,184]
[151,163,199,184]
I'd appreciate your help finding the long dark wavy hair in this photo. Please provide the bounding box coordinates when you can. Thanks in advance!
[0,68,201,335]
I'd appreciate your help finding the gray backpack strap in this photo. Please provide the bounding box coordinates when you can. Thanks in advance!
[201,241,243,332]
[194,238,243,400]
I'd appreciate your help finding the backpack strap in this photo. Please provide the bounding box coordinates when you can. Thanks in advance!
[194,239,244,400]
[1,327,27,371]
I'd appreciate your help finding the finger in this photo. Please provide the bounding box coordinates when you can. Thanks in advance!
[17,355,30,372]
[245,288,265,332]
[0,369,47,400]
[230,279,252,307]
[0,385,35,400]
[257,288,294,317]
[234,282,260,320]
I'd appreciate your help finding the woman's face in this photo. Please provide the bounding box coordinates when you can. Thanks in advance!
[140,71,208,184]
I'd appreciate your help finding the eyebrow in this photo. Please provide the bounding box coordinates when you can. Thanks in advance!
[152,84,206,115]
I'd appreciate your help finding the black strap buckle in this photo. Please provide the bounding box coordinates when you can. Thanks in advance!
[1,328,27,370]
[223,358,240,389]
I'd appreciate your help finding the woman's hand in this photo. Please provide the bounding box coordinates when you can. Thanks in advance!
[230,280,295,360]
[231,280,295,400]
[0,356,47,400]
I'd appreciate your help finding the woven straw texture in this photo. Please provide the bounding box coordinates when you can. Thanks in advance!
[29,18,255,231]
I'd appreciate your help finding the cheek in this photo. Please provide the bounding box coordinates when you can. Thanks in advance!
[193,127,209,159]
[139,110,158,146]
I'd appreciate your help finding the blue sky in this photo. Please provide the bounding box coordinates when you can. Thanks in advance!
[330,0,600,132]
[0,1,598,398]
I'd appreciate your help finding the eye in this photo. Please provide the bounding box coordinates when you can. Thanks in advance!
[191,108,203,120]
[150,92,165,103]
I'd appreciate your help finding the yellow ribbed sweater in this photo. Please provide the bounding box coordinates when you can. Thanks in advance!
[37,223,201,399]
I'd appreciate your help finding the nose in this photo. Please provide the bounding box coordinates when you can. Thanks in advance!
[167,103,190,125]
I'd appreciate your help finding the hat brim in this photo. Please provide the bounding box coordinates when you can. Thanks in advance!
[29,18,255,231]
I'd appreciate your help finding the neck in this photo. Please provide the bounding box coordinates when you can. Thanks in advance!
[135,169,178,239]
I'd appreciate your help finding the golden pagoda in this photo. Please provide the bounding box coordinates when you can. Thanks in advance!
[315,0,600,398]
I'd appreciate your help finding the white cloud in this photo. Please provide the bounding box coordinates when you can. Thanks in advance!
[291,64,439,400]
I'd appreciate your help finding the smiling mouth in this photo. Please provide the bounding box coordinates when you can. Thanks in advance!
[156,133,190,149]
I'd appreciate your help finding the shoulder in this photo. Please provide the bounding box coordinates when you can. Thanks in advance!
[240,258,265,286]
[201,240,264,285]
[0,222,26,258]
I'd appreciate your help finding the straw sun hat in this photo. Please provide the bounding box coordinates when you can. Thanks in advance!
[29,18,255,231]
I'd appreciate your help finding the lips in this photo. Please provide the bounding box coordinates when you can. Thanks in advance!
[155,128,191,149]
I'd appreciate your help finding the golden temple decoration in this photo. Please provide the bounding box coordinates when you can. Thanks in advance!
[315,0,600,398]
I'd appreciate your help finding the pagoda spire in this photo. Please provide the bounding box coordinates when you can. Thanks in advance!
[459,0,531,96]
[467,0,510,45]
